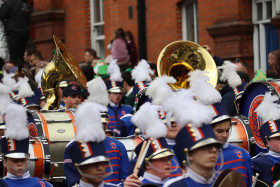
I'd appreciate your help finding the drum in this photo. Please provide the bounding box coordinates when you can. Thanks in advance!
[0,137,51,179]
[228,116,255,156]
[28,110,76,177]
[115,135,144,160]
[239,80,280,154]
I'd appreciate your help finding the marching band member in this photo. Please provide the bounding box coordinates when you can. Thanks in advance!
[124,102,178,187]
[188,69,251,186]
[106,59,133,132]
[0,103,52,187]
[62,83,82,110]
[252,92,280,186]
[65,102,115,187]
[64,77,129,187]
[210,101,253,187]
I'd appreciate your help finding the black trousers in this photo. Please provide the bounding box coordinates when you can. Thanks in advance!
[7,31,29,68]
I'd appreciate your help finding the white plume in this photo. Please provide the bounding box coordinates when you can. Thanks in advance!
[219,61,242,88]
[13,76,34,100]
[0,83,12,114]
[132,59,153,83]
[107,58,123,82]
[162,88,214,128]
[146,76,176,105]
[2,71,16,89]
[255,92,280,123]
[132,102,167,138]
[4,103,29,140]
[87,77,109,106]
[75,102,107,142]
[35,68,44,88]
[188,70,222,105]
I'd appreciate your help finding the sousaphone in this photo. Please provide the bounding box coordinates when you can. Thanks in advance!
[41,35,87,110]
[157,40,218,89]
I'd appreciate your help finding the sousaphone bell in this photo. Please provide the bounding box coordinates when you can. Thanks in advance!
[157,40,218,89]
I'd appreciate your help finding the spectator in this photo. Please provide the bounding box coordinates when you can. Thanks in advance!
[121,71,135,107]
[0,0,31,68]
[125,31,138,67]
[23,47,36,67]
[235,60,248,74]
[111,28,130,71]
[83,48,97,65]
[267,50,280,78]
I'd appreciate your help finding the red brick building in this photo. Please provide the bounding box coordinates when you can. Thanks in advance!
[32,0,280,77]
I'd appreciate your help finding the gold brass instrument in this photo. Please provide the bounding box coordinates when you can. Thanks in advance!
[157,40,217,90]
[41,35,87,110]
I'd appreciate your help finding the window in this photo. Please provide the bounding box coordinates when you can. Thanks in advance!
[90,0,105,59]
[252,0,278,72]
[182,0,198,43]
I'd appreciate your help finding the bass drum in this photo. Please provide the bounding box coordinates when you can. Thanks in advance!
[0,137,51,179]
[239,81,280,154]
[228,116,255,156]
[28,110,76,177]
[115,135,144,160]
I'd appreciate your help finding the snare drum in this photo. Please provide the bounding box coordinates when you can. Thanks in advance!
[28,110,76,177]
[0,137,50,179]
[239,81,279,154]
[229,116,255,156]
[115,135,144,160]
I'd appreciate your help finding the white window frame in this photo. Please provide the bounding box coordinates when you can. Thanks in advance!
[90,0,105,59]
[181,0,198,43]
[252,0,276,72]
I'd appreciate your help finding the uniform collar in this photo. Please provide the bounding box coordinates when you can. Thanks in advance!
[268,150,280,158]
[6,171,30,180]
[166,138,175,146]
[109,101,119,107]
[142,172,169,184]
[223,142,229,149]
[186,168,215,184]
[79,180,104,187]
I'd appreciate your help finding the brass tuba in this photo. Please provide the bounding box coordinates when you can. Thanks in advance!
[157,40,218,90]
[41,35,87,110]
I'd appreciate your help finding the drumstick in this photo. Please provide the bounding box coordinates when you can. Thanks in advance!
[133,140,150,175]
[251,173,259,187]
[49,163,58,177]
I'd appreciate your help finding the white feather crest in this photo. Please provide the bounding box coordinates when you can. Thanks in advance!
[132,102,167,138]
[4,103,29,140]
[2,71,16,89]
[162,89,214,128]
[87,77,110,106]
[75,102,107,142]
[35,68,44,88]
[255,92,280,123]
[146,76,176,105]
[131,59,153,83]
[188,70,222,105]
[0,82,12,94]
[13,76,34,100]
[219,61,242,88]
[107,58,123,82]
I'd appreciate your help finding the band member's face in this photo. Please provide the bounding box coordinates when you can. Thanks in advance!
[189,144,219,171]
[267,136,280,153]
[146,156,172,180]
[0,129,5,137]
[3,157,28,176]
[212,120,231,145]
[166,122,182,140]
[79,162,107,185]
[109,92,123,104]
[63,95,81,109]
